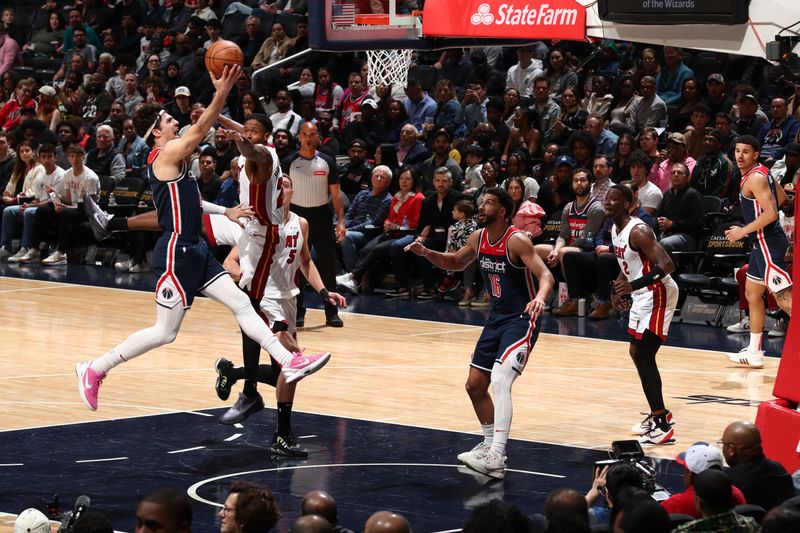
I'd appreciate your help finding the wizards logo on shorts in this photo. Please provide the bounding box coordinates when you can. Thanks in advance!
[516,352,525,365]
[772,275,784,287]
[161,287,174,300]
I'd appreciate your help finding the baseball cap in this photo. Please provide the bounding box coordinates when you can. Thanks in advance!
[38,85,56,97]
[675,442,723,474]
[740,93,758,104]
[707,73,725,86]
[348,138,366,149]
[14,509,50,533]
[704,128,722,142]
[361,98,378,110]
[555,155,575,168]
[667,132,686,145]
[174,86,191,97]
[785,142,800,156]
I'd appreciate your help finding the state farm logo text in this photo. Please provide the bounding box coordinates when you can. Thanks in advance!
[470,3,578,26]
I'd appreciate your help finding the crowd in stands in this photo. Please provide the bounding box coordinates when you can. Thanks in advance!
[11,419,800,531]
[0,1,796,330]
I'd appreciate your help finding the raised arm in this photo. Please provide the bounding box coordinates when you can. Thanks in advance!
[160,65,240,164]
[217,114,244,134]
[404,229,480,272]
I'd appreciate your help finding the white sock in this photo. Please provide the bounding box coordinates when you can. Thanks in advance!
[748,332,762,353]
[91,350,127,374]
[482,423,494,445]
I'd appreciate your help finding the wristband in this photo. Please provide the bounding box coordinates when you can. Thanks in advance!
[202,201,226,215]
[319,288,330,301]
[629,265,666,291]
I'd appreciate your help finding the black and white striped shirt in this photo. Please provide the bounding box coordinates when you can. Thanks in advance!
[282,151,339,208]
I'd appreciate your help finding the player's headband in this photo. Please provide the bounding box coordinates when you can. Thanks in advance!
[144,109,166,141]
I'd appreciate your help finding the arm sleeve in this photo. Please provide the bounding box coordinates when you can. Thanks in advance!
[556,204,571,245]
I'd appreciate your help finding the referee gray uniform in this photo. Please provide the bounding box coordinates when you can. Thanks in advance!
[282,150,341,323]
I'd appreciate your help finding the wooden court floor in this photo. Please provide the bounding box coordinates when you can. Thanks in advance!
[0,276,778,462]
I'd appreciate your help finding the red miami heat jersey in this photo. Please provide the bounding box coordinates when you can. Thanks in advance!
[477,226,537,315]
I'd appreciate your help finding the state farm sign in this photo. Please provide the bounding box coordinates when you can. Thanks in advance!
[423,0,586,41]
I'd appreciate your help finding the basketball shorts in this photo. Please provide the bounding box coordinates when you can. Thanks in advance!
[747,232,792,292]
[153,232,226,309]
[471,312,541,374]
[628,277,679,341]
[259,296,296,334]
[202,214,242,248]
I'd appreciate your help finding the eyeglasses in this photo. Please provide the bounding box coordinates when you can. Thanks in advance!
[220,506,235,515]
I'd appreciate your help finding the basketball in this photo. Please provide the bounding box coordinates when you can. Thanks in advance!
[205,40,244,78]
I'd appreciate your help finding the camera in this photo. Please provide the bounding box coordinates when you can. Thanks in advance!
[594,440,658,493]
[58,496,90,533]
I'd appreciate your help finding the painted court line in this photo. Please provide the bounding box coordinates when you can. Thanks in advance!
[167,446,206,454]
[223,433,242,442]
[75,457,128,463]
[410,327,481,337]
[0,463,23,467]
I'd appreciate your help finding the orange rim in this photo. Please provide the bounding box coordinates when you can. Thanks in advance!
[354,10,422,25]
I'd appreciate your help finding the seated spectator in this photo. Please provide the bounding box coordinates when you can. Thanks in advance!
[54,26,98,82]
[734,91,768,138]
[463,500,534,533]
[462,145,486,196]
[34,143,100,266]
[213,128,239,182]
[76,72,115,127]
[402,78,436,132]
[761,506,800,532]
[627,75,667,131]
[466,49,504,97]
[313,67,343,116]
[503,106,541,164]
[235,16,266,68]
[758,97,800,164]
[338,165,393,274]
[506,44,544,98]
[502,87,521,127]
[35,86,61,133]
[634,47,660,85]
[300,490,354,533]
[721,420,796,511]
[656,46,693,107]
[537,155,576,218]
[531,75,561,141]
[475,159,501,207]
[136,488,192,533]
[584,114,618,158]
[715,112,739,160]
[288,67,316,103]
[394,124,429,171]
[500,150,538,202]
[611,133,636,183]
[23,10,65,59]
[118,117,148,179]
[3,144,62,264]
[771,141,800,187]
[215,158,241,208]
[683,103,712,159]
[421,129,462,193]
[674,469,759,532]
[591,155,613,203]
[613,489,671,533]
[533,143,559,185]
[656,162,704,252]
[608,75,640,133]
[252,21,293,71]
[535,167,604,282]
[455,79,488,138]
[652,132,697,192]
[548,87,588,146]
[219,480,280,533]
[0,130,15,190]
[585,461,644,527]
[338,72,374,134]
[485,97,511,156]
[506,176,545,240]
[85,124,126,182]
[465,121,502,163]
[669,77,703,132]
[431,79,460,137]
[0,80,38,131]
[435,199,479,302]
[196,148,221,202]
[292,515,332,533]
[165,86,192,128]
[408,167,463,300]
[270,89,302,137]
[691,128,733,196]
[339,138,373,200]
[337,166,423,298]
[662,442,747,518]
[13,508,51,533]
[0,142,42,259]
[55,120,77,169]
[364,511,411,533]
[581,75,613,120]
[704,73,735,117]
[375,100,409,146]
[545,48,578,101]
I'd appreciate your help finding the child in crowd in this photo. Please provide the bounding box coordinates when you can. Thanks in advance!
[462,145,486,196]
[439,200,479,305]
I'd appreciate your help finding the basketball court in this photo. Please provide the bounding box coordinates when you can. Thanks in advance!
[0,263,784,531]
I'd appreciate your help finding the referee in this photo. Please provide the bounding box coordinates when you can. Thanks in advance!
[282,122,345,327]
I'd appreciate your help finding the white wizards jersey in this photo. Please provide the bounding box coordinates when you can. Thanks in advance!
[264,212,304,299]
[611,216,673,295]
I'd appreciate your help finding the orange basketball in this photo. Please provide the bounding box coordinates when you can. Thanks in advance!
[205,40,244,78]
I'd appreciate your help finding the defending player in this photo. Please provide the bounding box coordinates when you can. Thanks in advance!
[406,187,554,479]
[607,184,679,445]
[724,135,792,368]
[75,66,330,411]
[206,176,347,457]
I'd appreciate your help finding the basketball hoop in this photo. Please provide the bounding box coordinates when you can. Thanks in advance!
[366,48,413,89]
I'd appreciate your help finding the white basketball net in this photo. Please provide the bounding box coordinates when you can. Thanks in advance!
[366,49,413,89]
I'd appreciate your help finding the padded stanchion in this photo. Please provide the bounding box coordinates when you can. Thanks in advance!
[755,399,800,473]
[772,192,799,402]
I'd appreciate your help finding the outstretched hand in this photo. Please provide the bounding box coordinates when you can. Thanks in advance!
[211,64,241,97]
[217,127,244,143]
[225,203,254,226]
[325,291,348,308]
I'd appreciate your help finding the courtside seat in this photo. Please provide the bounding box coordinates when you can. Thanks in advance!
[669,513,695,528]
[733,504,767,523]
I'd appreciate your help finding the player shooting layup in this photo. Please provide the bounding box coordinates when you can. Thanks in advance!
[75,66,330,411]
[406,186,554,479]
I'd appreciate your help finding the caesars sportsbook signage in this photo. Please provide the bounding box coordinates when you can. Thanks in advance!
[422,0,586,41]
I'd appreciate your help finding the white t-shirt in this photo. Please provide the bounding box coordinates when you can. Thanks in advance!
[637,180,663,212]
[269,110,302,136]
[32,166,65,201]
[60,166,100,204]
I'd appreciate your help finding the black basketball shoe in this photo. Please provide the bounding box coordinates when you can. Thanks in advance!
[214,357,235,401]
[271,432,309,458]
